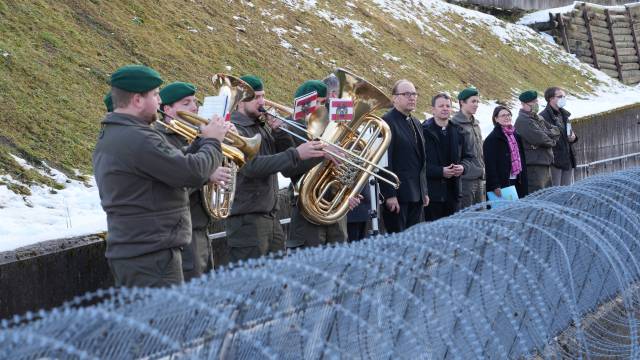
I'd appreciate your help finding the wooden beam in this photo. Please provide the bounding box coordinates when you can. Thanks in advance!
[605,8,623,80]
[584,5,600,69]
[626,5,640,80]
[557,13,570,52]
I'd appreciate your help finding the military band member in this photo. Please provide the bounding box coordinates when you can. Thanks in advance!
[285,80,361,249]
[158,81,232,281]
[93,65,228,288]
[514,90,560,193]
[227,75,325,263]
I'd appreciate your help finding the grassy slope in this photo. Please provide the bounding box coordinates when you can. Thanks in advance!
[0,0,598,193]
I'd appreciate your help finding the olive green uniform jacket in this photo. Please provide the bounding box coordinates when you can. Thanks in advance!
[514,109,560,166]
[93,112,222,260]
[227,111,300,251]
[450,111,485,181]
[153,123,214,280]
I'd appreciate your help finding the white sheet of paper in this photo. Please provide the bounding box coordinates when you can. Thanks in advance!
[198,95,228,120]
[566,122,572,137]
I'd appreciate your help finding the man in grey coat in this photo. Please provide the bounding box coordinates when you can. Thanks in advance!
[514,90,561,194]
[451,87,485,208]
[93,65,229,288]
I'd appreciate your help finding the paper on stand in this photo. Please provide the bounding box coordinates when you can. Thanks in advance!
[198,95,229,120]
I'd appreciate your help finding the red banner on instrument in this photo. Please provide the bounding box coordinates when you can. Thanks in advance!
[293,91,318,120]
[329,99,354,122]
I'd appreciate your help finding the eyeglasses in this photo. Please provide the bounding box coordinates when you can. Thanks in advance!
[498,113,512,118]
[394,92,419,98]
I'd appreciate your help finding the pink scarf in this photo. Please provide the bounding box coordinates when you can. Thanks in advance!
[501,125,522,177]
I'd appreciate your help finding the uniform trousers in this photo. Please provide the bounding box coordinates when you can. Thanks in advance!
[527,165,552,194]
[459,179,485,209]
[182,228,213,282]
[226,212,285,264]
[109,247,183,288]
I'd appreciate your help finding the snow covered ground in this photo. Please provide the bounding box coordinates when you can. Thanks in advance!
[2,0,640,252]
[516,3,576,25]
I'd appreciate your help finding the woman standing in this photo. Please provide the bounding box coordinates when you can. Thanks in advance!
[483,106,528,198]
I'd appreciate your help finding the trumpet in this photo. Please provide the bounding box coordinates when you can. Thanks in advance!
[258,99,400,190]
[155,109,261,219]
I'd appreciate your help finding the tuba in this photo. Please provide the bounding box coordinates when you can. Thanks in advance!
[155,74,260,219]
[296,68,396,225]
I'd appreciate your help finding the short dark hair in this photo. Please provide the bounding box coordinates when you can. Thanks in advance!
[111,87,153,109]
[544,87,562,102]
[391,79,412,95]
[492,105,512,125]
[431,92,451,107]
[111,87,135,109]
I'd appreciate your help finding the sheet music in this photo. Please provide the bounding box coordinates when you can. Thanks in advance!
[198,95,228,120]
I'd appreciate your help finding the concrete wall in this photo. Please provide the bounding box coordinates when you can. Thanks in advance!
[456,0,630,11]
[0,190,292,320]
[1,104,639,320]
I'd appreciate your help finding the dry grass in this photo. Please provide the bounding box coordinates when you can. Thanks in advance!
[0,0,598,191]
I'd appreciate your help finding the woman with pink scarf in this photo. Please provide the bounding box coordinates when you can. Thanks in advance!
[483,106,528,198]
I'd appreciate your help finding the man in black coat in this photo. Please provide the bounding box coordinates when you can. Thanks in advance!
[539,87,578,186]
[380,79,429,233]
[422,93,472,221]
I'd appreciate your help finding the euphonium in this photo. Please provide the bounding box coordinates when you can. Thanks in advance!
[155,73,260,219]
[296,68,398,225]
[175,110,261,220]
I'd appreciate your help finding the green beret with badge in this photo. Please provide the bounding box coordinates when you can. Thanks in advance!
[518,90,538,103]
[160,82,197,106]
[240,75,264,92]
[457,87,479,101]
[294,80,327,98]
[110,65,163,93]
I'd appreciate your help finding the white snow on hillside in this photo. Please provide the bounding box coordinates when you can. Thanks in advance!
[2,0,640,252]
[517,4,576,25]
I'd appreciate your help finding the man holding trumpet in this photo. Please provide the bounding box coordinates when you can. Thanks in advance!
[93,65,229,288]
[157,81,232,281]
[227,75,325,263]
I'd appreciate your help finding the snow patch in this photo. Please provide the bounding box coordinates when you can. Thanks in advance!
[382,53,401,62]
[0,159,105,252]
[517,4,575,25]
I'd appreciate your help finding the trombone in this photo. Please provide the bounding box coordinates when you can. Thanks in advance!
[260,99,400,189]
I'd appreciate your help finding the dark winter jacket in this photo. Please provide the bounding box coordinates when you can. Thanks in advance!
[539,105,578,170]
[483,124,528,198]
[379,107,428,203]
[422,118,472,203]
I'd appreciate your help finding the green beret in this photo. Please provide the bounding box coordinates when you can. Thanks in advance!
[294,80,327,98]
[103,91,113,112]
[240,75,263,92]
[518,90,538,103]
[110,65,163,93]
[457,87,479,101]
[160,82,197,105]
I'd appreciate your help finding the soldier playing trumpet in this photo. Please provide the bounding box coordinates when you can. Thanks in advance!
[93,65,229,288]
[157,81,232,281]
